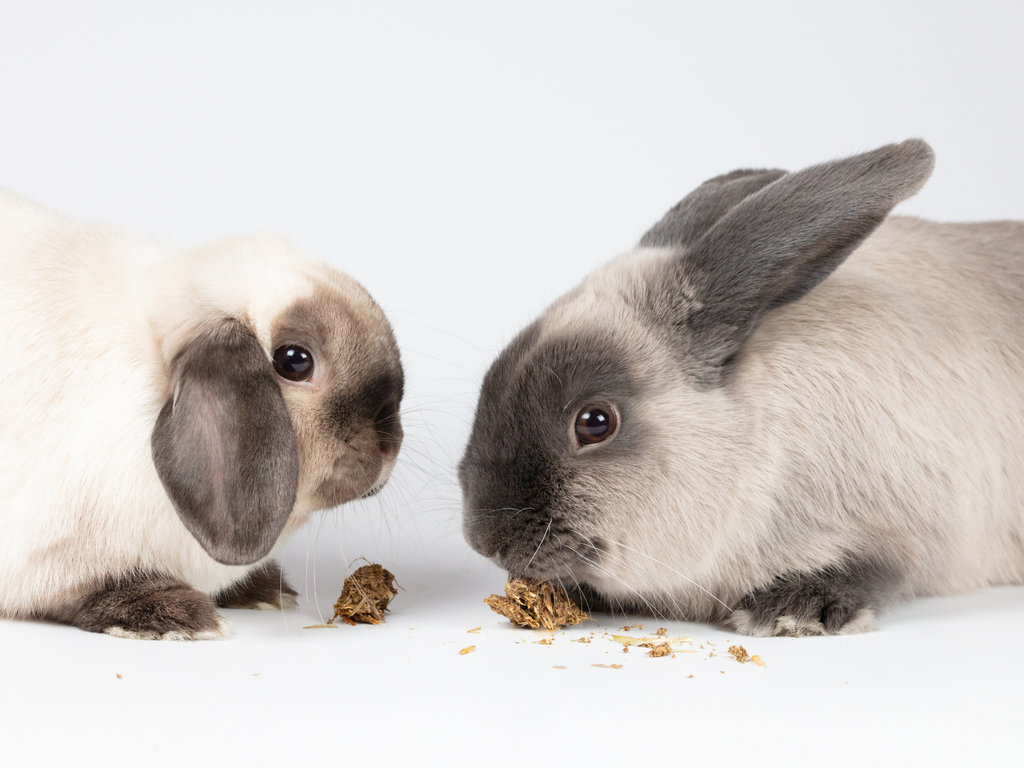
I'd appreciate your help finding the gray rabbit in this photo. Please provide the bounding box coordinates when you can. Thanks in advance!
[459,140,1024,636]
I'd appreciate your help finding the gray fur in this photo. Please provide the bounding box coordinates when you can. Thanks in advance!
[152,319,300,566]
[215,559,298,610]
[460,139,1024,636]
[649,139,935,369]
[57,572,226,640]
[639,168,787,250]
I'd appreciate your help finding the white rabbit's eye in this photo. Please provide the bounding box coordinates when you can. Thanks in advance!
[273,345,314,382]
[574,404,618,447]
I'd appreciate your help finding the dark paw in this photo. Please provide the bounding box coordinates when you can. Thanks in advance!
[72,573,227,641]
[728,559,900,637]
[215,560,298,610]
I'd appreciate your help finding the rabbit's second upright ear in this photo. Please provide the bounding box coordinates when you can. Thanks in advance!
[647,139,935,370]
[640,167,787,250]
[152,320,299,566]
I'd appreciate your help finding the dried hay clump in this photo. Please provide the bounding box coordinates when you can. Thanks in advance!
[643,642,673,658]
[484,578,589,630]
[728,645,751,663]
[331,564,399,625]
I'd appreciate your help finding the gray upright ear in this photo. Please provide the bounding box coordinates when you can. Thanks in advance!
[640,168,788,250]
[663,139,935,367]
[152,319,300,566]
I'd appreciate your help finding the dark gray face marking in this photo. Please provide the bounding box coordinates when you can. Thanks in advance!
[152,319,300,566]
[731,556,903,635]
[215,559,298,610]
[54,571,224,637]
[459,325,645,580]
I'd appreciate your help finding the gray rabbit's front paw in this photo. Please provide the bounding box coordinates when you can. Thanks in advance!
[728,558,900,637]
[71,573,228,641]
[215,559,299,611]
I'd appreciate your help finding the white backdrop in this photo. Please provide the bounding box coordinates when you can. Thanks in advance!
[2,2,1023,765]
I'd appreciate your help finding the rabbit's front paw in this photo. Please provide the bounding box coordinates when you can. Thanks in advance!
[728,558,899,637]
[215,559,299,611]
[72,574,228,640]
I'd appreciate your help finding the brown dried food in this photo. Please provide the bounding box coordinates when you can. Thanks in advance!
[483,578,588,630]
[655,627,668,636]
[728,644,750,663]
[646,642,672,658]
[330,564,399,625]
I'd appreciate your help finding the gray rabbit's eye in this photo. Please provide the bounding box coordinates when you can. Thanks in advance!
[574,404,618,446]
[273,345,314,382]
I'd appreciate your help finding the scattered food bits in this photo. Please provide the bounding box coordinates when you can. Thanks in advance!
[535,638,553,645]
[655,627,668,636]
[572,636,592,644]
[459,646,476,655]
[645,642,673,658]
[467,627,482,634]
[331,564,400,625]
[751,655,766,667]
[728,645,751,663]
[592,664,623,669]
[619,623,644,632]
[484,578,588,630]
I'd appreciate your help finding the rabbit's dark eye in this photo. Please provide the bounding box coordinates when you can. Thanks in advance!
[574,404,618,447]
[273,345,314,382]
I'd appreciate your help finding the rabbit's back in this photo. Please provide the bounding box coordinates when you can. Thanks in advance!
[737,215,1024,597]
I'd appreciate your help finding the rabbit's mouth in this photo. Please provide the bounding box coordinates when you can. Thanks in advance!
[469,512,602,584]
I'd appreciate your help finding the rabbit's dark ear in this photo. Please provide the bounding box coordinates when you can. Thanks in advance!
[152,320,299,566]
[641,168,787,250]
[670,139,935,367]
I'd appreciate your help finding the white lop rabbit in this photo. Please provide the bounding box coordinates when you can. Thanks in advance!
[0,189,403,639]
[460,139,1024,636]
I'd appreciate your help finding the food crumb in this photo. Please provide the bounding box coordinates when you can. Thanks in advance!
[592,664,624,669]
[646,642,673,658]
[116,674,122,679]
[302,624,338,629]
[655,627,668,636]
[330,564,400,625]
[751,655,766,667]
[467,627,482,634]
[553,665,568,670]
[572,636,592,644]
[535,638,553,645]
[728,645,751,663]
[484,578,588,630]
[459,646,476,655]
[687,674,694,679]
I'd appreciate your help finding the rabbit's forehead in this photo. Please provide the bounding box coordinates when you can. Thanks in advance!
[269,285,401,384]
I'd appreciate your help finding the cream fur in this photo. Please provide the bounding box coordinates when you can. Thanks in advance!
[540,218,1024,621]
[0,188,396,621]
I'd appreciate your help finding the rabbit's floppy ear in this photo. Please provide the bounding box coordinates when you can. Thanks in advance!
[151,319,299,566]
[662,139,935,367]
[640,167,787,249]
